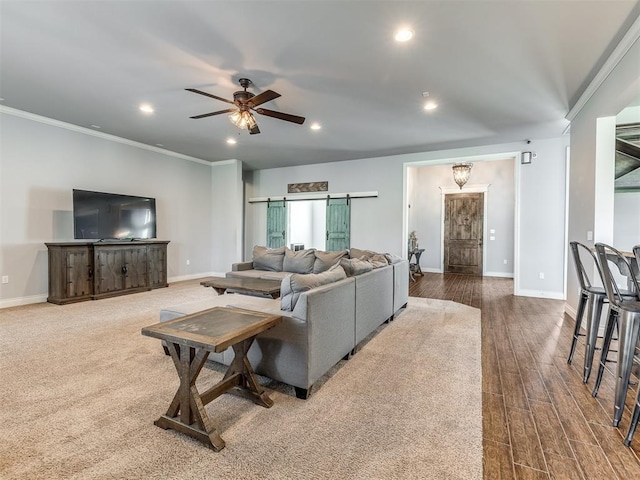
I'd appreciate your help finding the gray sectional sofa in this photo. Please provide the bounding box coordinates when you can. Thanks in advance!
[159,246,409,399]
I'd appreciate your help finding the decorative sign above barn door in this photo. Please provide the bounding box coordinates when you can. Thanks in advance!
[287,182,328,193]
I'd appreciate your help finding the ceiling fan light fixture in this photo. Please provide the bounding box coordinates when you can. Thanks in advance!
[229,110,256,129]
[310,122,321,130]
[452,163,473,189]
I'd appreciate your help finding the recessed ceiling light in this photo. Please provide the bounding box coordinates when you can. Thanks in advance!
[310,123,321,131]
[156,143,164,147]
[394,28,414,42]
[0,97,4,102]
[424,101,438,111]
[139,104,154,114]
[226,138,237,145]
[90,124,101,129]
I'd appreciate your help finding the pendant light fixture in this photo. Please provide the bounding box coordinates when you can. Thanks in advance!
[452,163,473,189]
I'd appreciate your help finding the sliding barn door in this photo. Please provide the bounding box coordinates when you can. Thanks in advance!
[266,201,286,248]
[443,193,484,275]
[326,198,350,251]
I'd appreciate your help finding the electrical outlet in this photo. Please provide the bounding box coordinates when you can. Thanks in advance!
[1,276,8,284]
[587,231,593,241]
[503,259,508,265]
[186,259,190,266]
[539,272,545,280]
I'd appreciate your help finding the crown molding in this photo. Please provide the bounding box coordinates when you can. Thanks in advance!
[566,14,640,122]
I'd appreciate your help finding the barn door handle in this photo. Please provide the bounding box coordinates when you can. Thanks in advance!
[122,265,128,274]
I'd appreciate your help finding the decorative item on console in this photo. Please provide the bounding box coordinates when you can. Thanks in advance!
[409,231,418,251]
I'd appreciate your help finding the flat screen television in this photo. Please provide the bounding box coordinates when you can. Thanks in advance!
[73,189,157,240]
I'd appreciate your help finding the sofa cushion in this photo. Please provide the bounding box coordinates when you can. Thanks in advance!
[280,265,347,311]
[339,257,374,277]
[313,249,348,273]
[253,245,285,271]
[283,247,316,274]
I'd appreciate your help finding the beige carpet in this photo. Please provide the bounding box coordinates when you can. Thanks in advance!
[0,280,481,479]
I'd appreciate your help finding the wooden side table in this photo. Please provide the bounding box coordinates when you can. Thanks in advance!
[142,307,282,451]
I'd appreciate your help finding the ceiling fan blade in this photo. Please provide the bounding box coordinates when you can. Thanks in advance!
[247,89,281,107]
[249,124,261,135]
[189,108,237,119]
[185,88,235,105]
[255,108,305,125]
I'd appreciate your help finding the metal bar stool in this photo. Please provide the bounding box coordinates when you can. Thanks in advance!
[567,242,616,383]
[593,243,640,428]
[623,245,640,446]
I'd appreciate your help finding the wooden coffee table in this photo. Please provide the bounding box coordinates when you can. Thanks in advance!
[142,306,282,451]
[200,276,281,299]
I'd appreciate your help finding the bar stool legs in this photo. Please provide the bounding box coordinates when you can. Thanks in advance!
[592,309,618,398]
[568,290,588,365]
[613,311,640,427]
[583,294,607,383]
[626,395,640,446]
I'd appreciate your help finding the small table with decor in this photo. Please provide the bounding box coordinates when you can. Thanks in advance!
[141,306,282,451]
[408,248,425,281]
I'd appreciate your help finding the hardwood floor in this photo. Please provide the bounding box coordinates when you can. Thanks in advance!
[409,273,640,479]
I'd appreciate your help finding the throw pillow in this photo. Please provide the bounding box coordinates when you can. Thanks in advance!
[252,245,285,272]
[283,247,316,274]
[368,253,389,269]
[349,247,377,260]
[313,249,348,273]
[339,257,374,277]
[280,266,347,311]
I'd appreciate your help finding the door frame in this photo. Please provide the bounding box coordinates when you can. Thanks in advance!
[439,184,489,276]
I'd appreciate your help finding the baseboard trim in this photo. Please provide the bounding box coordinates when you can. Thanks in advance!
[421,267,443,273]
[484,271,514,278]
[515,289,565,300]
[0,294,48,309]
[564,304,577,320]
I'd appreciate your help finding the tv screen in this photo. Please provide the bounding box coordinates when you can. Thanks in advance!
[73,189,157,240]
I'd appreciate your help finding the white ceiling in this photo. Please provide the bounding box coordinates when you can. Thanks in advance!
[1,1,639,170]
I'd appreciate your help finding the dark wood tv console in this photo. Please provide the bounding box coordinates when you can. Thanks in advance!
[45,240,169,304]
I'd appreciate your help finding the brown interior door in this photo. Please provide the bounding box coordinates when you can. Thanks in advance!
[444,193,484,275]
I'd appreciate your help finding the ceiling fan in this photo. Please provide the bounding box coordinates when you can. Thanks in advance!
[186,78,305,135]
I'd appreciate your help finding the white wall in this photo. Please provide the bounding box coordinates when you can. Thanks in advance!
[0,109,241,307]
[614,191,640,251]
[245,158,405,257]
[210,160,244,275]
[566,26,640,316]
[245,137,568,297]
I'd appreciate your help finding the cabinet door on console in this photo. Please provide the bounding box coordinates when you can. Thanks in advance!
[46,244,94,304]
[147,243,168,288]
[95,247,126,294]
[66,247,94,298]
[123,247,148,289]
